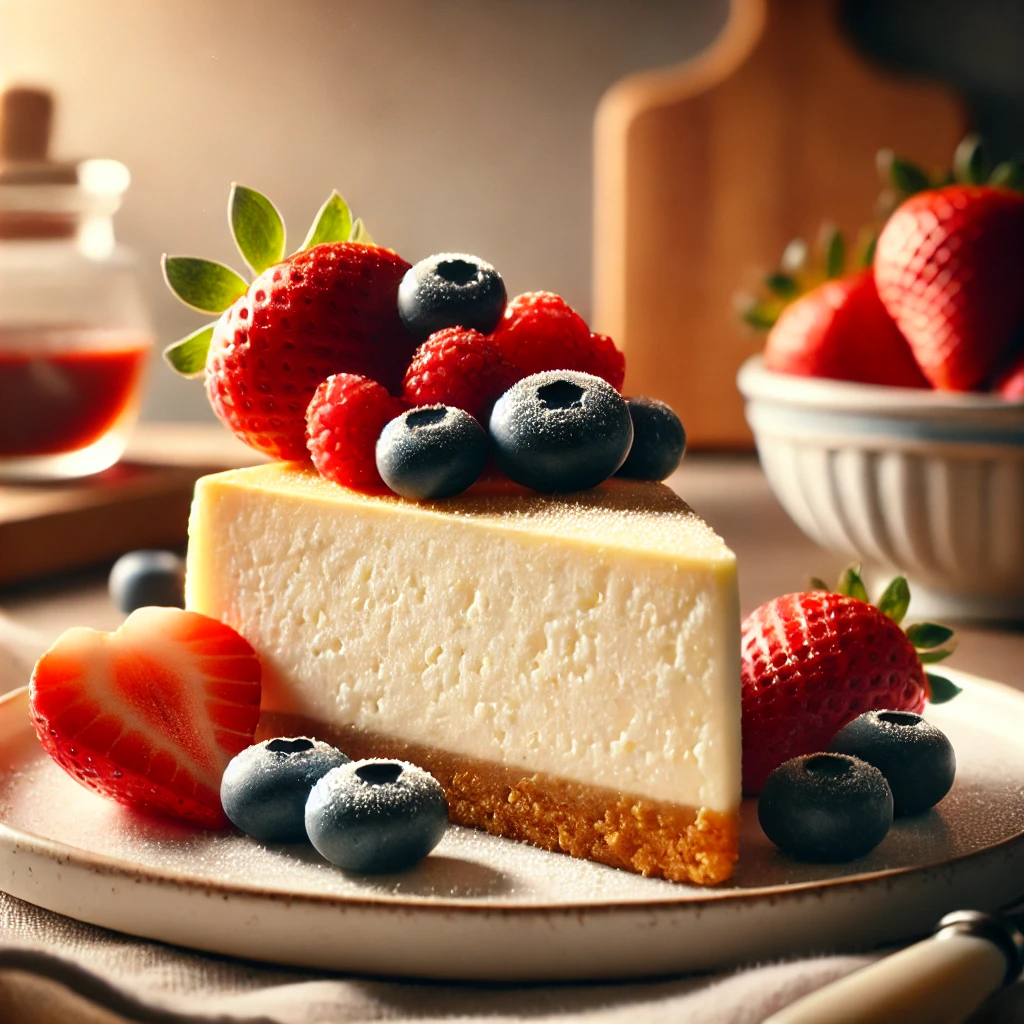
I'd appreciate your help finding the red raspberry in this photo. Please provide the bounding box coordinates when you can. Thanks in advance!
[402,327,524,422]
[306,374,407,492]
[489,292,625,390]
[587,332,626,391]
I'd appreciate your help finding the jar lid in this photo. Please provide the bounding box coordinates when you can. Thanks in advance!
[0,85,129,239]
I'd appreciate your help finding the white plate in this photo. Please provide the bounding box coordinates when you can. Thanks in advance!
[2,671,1024,981]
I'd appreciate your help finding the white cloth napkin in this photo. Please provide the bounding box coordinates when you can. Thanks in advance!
[3,892,1023,1024]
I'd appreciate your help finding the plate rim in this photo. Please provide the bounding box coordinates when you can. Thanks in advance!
[4,668,1024,916]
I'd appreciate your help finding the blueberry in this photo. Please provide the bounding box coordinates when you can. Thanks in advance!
[108,550,185,613]
[758,753,893,862]
[829,710,956,817]
[398,253,507,340]
[376,405,489,499]
[616,397,686,481]
[221,737,350,843]
[488,370,633,492]
[305,759,449,873]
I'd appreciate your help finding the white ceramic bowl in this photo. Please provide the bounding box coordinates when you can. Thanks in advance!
[737,356,1024,621]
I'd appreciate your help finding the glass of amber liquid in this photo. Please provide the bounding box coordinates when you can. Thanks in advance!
[0,94,153,481]
[0,164,153,480]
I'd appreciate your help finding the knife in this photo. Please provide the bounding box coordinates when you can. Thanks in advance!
[763,908,1024,1024]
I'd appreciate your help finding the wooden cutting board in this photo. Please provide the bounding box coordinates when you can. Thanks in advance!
[593,0,965,448]
[0,425,264,586]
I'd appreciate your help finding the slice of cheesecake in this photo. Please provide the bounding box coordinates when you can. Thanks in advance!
[186,463,741,884]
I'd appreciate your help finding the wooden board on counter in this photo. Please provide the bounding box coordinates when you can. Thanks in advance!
[0,425,264,587]
[593,0,964,448]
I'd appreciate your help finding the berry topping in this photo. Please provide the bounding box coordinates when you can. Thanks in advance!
[402,327,524,422]
[29,608,262,828]
[741,568,958,795]
[830,710,956,817]
[221,736,350,843]
[489,292,625,390]
[489,370,633,493]
[304,758,449,873]
[108,550,185,614]
[398,253,507,340]
[758,753,893,862]
[616,396,687,481]
[376,405,490,500]
[306,373,409,492]
[163,186,416,460]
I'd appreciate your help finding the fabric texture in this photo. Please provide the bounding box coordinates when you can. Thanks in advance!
[3,892,1023,1024]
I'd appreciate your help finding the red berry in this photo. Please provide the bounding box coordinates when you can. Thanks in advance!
[306,373,408,492]
[741,591,928,795]
[874,185,1024,391]
[402,327,524,422]
[995,346,1024,400]
[206,243,416,461]
[489,292,625,390]
[29,608,262,828]
[587,332,626,391]
[765,270,930,388]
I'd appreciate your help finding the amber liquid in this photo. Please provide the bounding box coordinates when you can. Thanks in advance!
[0,329,151,457]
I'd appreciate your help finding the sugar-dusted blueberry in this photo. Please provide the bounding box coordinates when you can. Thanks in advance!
[830,710,956,816]
[221,737,350,843]
[616,396,686,481]
[488,370,633,492]
[108,550,186,613]
[305,758,449,873]
[376,405,489,499]
[398,253,507,341]
[758,752,893,862]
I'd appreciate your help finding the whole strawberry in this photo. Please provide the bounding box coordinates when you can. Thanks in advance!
[163,187,416,460]
[764,269,929,387]
[874,185,1024,390]
[741,568,958,795]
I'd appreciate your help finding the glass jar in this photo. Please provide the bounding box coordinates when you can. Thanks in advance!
[0,158,153,481]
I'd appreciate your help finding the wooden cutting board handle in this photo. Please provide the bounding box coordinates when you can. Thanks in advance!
[593,0,964,449]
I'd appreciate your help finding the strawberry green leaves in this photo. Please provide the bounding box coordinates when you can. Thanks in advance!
[905,622,955,649]
[163,182,380,378]
[162,256,247,314]
[163,323,216,377]
[230,184,285,274]
[302,191,353,250]
[877,576,910,625]
[835,564,869,603]
[810,566,959,700]
[349,217,373,245]
[953,134,990,187]
[925,673,962,705]
[300,192,375,249]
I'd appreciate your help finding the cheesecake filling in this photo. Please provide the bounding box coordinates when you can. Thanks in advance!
[186,464,742,882]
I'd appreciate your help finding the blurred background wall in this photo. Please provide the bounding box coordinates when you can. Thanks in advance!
[0,0,1022,424]
[0,0,729,422]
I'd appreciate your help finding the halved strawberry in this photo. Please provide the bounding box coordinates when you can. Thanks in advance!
[29,608,261,828]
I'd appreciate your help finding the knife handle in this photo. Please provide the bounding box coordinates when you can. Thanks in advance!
[763,911,1024,1024]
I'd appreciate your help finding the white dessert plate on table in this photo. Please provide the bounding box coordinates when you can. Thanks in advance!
[2,670,1023,982]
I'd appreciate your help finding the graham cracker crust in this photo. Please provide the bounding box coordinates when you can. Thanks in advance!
[258,711,738,885]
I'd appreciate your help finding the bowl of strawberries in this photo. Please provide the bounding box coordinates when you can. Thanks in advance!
[737,138,1024,621]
